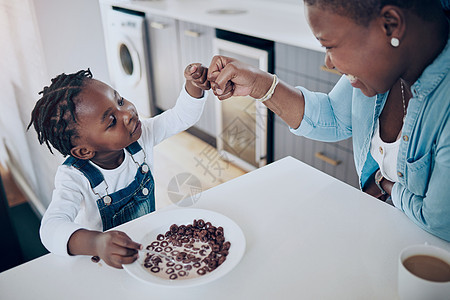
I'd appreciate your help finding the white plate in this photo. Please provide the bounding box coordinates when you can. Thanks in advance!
[123,208,246,287]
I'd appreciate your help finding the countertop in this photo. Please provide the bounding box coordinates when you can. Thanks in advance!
[99,0,324,52]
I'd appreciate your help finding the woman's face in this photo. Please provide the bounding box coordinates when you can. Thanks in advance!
[305,4,400,97]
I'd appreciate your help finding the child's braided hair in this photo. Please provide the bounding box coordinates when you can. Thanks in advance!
[27,69,93,156]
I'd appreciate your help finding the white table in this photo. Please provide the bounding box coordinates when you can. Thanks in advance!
[1,157,449,299]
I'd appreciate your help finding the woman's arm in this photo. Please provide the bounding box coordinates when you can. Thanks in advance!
[391,130,450,242]
[208,56,354,141]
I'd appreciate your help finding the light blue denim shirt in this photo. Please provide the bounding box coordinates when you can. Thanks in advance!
[290,36,450,242]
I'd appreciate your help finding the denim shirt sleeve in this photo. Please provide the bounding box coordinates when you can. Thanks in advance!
[391,97,450,242]
[290,75,353,142]
[390,37,450,241]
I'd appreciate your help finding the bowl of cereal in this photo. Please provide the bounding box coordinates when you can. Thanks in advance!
[123,208,246,287]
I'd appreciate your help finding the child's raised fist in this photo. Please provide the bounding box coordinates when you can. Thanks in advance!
[184,63,210,98]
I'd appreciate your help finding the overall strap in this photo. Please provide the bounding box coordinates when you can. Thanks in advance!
[125,141,142,155]
[62,141,142,190]
[63,156,104,189]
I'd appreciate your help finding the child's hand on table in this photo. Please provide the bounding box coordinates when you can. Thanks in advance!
[93,231,142,268]
[68,229,142,269]
[184,63,210,98]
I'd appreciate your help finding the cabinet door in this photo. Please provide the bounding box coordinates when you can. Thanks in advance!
[147,15,182,111]
[178,21,216,137]
[274,43,359,188]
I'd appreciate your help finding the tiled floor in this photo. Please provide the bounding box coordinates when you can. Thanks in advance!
[154,131,246,208]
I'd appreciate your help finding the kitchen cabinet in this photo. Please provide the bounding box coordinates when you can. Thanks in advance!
[147,15,182,111]
[274,42,359,187]
[177,21,217,139]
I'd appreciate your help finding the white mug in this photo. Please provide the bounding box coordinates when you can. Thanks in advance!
[398,244,450,300]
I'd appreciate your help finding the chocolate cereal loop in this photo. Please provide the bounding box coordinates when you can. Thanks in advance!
[142,219,231,280]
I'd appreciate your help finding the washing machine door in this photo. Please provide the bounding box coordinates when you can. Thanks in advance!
[104,8,153,117]
[116,37,142,87]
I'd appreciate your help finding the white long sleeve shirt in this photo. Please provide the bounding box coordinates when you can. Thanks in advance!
[40,86,207,256]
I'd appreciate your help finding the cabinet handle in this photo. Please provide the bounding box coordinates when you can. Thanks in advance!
[315,152,341,166]
[320,65,342,76]
[150,21,169,30]
[184,30,201,38]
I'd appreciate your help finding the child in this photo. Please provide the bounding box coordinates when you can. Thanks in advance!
[28,63,210,268]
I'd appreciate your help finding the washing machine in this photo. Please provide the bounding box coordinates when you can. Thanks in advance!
[102,6,153,117]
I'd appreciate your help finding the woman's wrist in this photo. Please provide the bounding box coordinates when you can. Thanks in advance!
[255,75,279,102]
[250,71,275,100]
[363,170,384,199]
[374,169,387,196]
[381,178,394,195]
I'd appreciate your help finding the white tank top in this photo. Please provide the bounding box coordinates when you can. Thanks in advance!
[370,120,401,182]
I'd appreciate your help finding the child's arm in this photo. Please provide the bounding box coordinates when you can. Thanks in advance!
[184,63,211,98]
[141,63,209,146]
[68,229,142,269]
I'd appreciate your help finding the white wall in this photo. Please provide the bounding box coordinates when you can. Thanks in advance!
[0,0,60,216]
[260,0,300,3]
[33,0,110,83]
[23,0,110,211]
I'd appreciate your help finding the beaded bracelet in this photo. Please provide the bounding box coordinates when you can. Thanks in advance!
[255,74,279,102]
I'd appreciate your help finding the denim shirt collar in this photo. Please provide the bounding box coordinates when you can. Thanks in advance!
[395,33,450,183]
[411,33,450,100]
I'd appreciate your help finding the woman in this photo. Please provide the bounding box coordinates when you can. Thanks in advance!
[207,0,449,241]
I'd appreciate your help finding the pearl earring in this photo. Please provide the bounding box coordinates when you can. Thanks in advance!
[391,37,400,47]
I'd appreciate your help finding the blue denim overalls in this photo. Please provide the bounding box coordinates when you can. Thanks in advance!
[63,141,155,231]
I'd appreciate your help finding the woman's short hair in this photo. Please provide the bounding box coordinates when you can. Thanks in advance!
[303,0,441,26]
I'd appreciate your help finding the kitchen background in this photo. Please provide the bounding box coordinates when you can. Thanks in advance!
[0,0,358,269]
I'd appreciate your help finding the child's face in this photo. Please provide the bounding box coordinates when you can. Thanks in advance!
[72,79,142,157]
